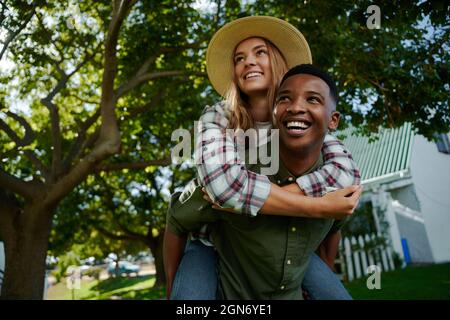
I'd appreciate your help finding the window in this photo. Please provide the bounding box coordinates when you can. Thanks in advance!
[434,133,450,154]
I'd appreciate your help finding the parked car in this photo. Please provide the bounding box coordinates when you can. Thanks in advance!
[108,261,140,277]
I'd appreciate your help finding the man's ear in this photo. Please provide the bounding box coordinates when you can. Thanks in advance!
[328,111,340,131]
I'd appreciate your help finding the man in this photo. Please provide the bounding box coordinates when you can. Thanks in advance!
[166,64,362,299]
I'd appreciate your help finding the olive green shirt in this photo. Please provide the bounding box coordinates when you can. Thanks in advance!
[167,155,345,300]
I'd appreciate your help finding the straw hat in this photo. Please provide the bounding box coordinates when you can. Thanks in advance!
[206,16,312,96]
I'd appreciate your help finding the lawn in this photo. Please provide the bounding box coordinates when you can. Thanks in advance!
[47,263,450,300]
[46,275,166,300]
[345,262,450,300]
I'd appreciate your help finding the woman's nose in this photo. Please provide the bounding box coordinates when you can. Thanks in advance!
[244,54,257,66]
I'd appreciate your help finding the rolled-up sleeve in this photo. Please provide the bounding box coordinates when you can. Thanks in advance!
[195,103,271,216]
[166,179,219,236]
[296,134,361,197]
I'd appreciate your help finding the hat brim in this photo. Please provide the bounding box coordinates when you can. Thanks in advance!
[206,16,312,97]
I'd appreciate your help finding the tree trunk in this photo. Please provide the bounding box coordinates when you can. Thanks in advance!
[147,232,166,288]
[0,203,54,300]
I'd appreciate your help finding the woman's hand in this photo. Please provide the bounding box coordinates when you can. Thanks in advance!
[315,185,363,219]
[202,188,239,213]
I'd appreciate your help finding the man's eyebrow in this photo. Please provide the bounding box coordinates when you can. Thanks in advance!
[306,90,325,101]
[234,44,267,57]
[276,89,291,96]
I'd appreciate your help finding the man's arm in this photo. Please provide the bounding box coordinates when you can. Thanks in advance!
[164,181,220,299]
[163,228,187,299]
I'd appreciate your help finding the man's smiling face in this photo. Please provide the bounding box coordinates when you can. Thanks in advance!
[273,73,340,154]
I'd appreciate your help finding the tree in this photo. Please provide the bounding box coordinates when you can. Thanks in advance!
[0,0,211,299]
[246,0,449,137]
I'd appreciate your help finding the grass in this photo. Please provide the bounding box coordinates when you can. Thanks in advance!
[46,275,166,300]
[47,263,450,300]
[345,262,450,300]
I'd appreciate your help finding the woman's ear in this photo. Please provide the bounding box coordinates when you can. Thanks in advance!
[328,111,340,131]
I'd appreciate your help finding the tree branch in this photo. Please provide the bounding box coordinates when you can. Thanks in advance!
[0,5,36,61]
[64,109,101,170]
[0,112,51,180]
[41,99,63,180]
[0,111,36,147]
[42,0,138,206]
[115,218,147,241]
[95,225,141,242]
[96,0,136,152]
[95,157,171,172]
[70,89,165,166]
[0,169,41,200]
[116,70,206,98]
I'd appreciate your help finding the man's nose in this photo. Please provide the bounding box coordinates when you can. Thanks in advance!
[289,98,307,113]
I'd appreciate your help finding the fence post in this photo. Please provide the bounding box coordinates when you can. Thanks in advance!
[344,237,354,282]
[351,237,362,279]
[386,245,395,270]
[371,233,382,269]
[378,232,390,271]
[358,236,368,276]
[365,234,375,268]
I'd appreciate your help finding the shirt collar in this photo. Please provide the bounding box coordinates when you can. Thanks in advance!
[274,153,324,186]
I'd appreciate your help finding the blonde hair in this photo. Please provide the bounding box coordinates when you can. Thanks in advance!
[226,38,288,130]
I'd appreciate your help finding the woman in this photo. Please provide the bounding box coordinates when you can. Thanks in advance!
[164,16,360,300]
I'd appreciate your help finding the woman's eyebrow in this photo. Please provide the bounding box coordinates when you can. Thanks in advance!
[234,45,267,57]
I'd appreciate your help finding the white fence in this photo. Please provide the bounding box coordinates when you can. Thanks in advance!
[338,233,396,282]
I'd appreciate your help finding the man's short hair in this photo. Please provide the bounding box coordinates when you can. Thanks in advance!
[279,64,338,104]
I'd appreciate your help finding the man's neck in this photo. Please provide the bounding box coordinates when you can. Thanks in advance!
[279,144,322,177]
[248,94,270,122]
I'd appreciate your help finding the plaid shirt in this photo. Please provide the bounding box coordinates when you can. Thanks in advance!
[195,102,361,217]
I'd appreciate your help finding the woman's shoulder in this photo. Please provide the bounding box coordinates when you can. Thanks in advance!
[200,101,231,123]
[203,101,230,114]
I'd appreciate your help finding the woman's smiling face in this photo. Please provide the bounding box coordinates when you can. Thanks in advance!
[233,37,273,97]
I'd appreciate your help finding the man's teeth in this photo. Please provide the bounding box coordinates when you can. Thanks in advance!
[286,121,310,129]
[245,72,262,79]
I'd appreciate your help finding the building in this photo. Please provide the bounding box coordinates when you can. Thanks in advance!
[342,123,450,264]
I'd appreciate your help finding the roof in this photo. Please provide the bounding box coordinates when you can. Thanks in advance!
[339,123,415,184]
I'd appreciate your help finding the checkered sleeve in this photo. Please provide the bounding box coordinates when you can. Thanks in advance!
[194,102,271,216]
[296,134,361,197]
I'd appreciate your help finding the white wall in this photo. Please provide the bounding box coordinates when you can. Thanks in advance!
[0,241,4,293]
[410,135,450,262]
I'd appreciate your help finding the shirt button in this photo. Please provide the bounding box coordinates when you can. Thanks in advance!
[287,260,291,265]
[288,177,294,182]
[280,285,285,290]
[291,227,296,232]
[277,180,281,184]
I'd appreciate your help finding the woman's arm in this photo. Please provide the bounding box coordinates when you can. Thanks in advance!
[196,103,271,216]
[196,103,361,218]
[206,184,363,219]
[318,230,342,271]
[296,134,361,197]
